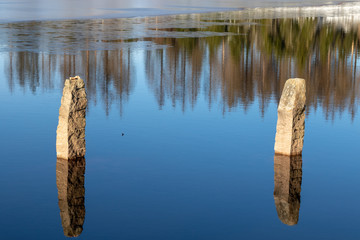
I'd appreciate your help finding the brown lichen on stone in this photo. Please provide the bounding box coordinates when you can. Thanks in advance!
[56,76,87,159]
[273,154,302,226]
[274,78,306,156]
[56,157,86,237]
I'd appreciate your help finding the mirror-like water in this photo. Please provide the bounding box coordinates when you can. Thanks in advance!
[0,5,359,240]
[2,13,359,118]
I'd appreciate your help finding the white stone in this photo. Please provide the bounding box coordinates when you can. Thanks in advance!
[274,78,306,156]
[56,76,87,159]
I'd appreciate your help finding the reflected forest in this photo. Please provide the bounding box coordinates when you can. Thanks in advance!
[3,17,360,119]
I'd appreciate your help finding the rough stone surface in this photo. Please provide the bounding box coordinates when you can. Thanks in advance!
[273,154,302,226]
[56,157,86,237]
[56,76,87,160]
[274,78,306,156]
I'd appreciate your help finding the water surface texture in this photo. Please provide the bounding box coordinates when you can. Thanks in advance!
[0,5,360,240]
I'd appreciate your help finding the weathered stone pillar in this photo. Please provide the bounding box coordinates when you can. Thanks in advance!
[273,154,302,225]
[56,157,86,237]
[274,78,306,156]
[56,76,87,160]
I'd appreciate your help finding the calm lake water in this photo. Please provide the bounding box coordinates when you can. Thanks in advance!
[0,3,360,240]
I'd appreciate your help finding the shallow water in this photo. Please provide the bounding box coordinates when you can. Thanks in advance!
[0,5,360,240]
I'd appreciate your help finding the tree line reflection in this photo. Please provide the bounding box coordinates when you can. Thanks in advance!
[4,17,360,118]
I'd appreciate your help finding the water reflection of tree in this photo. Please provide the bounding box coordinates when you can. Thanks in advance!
[4,17,360,118]
[145,18,360,118]
[254,18,360,120]
[5,49,134,116]
[146,38,204,111]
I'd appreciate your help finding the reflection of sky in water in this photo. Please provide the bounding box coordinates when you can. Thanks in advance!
[0,7,360,240]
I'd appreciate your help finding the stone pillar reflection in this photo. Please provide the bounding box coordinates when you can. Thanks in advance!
[56,76,87,160]
[273,154,302,225]
[274,78,306,156]
[56,157,86,237]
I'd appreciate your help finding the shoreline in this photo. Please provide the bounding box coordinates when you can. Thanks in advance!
[1,1,360,24]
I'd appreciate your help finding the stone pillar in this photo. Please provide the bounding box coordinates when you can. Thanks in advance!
[273,154,302,226]
[56,157,86,237]
[274,78,306,156]
[56,76,87,160]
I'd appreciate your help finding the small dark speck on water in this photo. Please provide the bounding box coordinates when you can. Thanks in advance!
[122,133,125,136]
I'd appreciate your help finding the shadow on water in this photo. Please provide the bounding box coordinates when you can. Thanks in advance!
[2,14,360,119]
